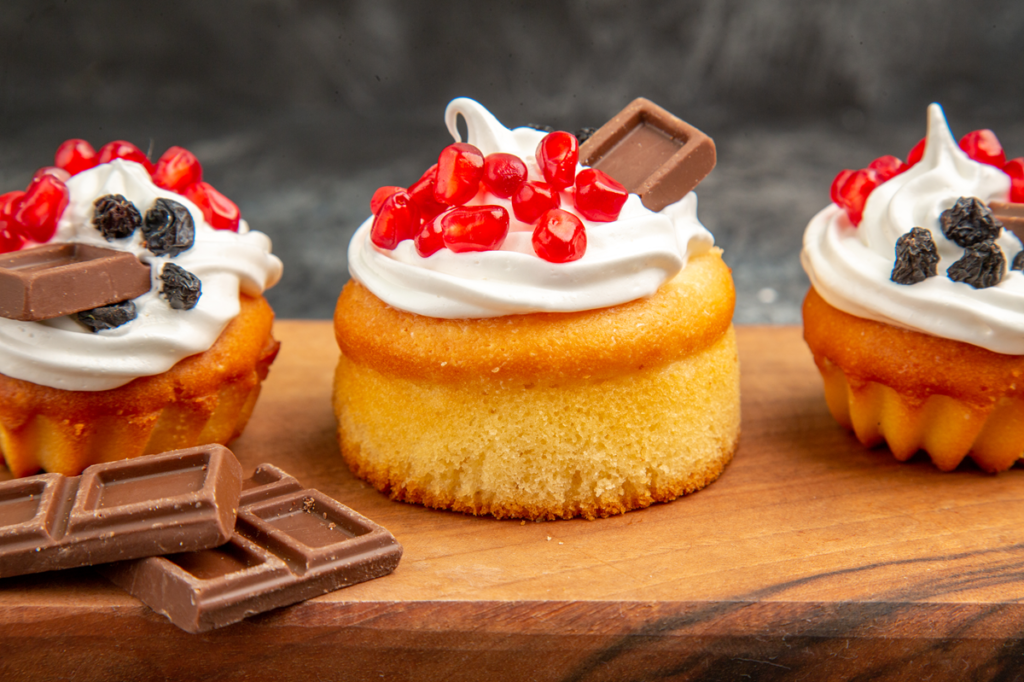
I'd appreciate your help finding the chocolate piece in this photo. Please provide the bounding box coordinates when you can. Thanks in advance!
[990,201,1024,243]
[102,464,402,633]
[0,243,151,322]
[578,98,716,212]
[0,445,242,578]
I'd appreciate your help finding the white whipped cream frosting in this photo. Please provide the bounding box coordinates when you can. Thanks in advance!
[348,98,714,319]
[802,103,1024,355]
[0,159,283,391]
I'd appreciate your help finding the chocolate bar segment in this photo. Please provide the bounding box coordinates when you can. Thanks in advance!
[990,201,1024,242]
[101,464,402,633]
[579,98,716,212]
[0,242,151,321]
[0,445,242,578]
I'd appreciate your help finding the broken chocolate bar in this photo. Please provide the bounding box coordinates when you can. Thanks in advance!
[0,242,151,322]
[0,445,242,578]
[990,200,1024,242]
[578,98,716,212]
[101,464,403,633]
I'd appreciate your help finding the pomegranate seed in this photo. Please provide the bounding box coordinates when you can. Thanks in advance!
[440,205,509,253]
[532,208,586,263]
[370,191,420,249]
[0,225,24,253]
[907,138,926,166]
[536,132,578,189]
[482,153,527,198]
[512,181,561,224]
[97,141,154,174]
[830,170,855,205]
[867,155,907,182]
[371,186,404,215]
[15,175,69,242]
[54,139,98,175]
[434,143,485,206]
[408,164,448,222]
[574,168,628,222]
[153,146,203,193]
[959,129,1006,168]
[835,168,881,226]
[33,166,72,182]
[414,212,446,257]
[183,181,241,231]
[1004,158,1024,203]
[0,192,26,253]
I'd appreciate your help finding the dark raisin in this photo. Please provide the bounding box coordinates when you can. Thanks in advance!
[92,194,141,241]
[1012,250,1024,271]
[947,240,1005,289]
[526,123,554,133]
[75,300,137,332]
[143,198,195,256]
[160,262,201,310]
[940,197,1003,247]
[891,227,940,285]
[574,127,597,144]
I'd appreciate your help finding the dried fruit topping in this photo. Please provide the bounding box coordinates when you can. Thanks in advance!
[1004,158,1024,203]
[512,181,561,224]
[15,175,69,243]
[440,205,509,253]
[947,240,1005,289]
[959,129,1006,168]
[574,168,628,222]
[76,300,137,332]
[55,139,98,176]
[97,141,154,174]
[370,191,420,249]
[891,227,940,285]
[482,153,527,199]
[868,155,908,182]
[832,168,881,226]
[152,146,203,193]
[575,127,597,144]
[536,132,579,189]
[907,138,926,166]
[160,263,202,310]
[526,123,554,133]
[414,212,446,257]
[532,208,586,263]
[33,167,72,183]
[940,197,1002,247]
[1013,250,1024,272]
[434,143,485,206]
[183,181,241,231]
[408,164,448,222]
[370,186,404,215]
[93,194,142,241]
[143,198,195,256]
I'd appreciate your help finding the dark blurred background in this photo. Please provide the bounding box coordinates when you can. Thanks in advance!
[2,0,1022,322]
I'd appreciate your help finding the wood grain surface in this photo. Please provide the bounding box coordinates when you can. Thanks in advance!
[1,322,1023,681]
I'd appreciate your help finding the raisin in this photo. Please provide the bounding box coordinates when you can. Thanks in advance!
[947,240,1005,288]
[891,227,940,285]
[143,198,195,256]
[1013,250,1024,271]
[92,194,141,240]
[75,300,137,332]
[526,123,554,133]
[160,262,201,310]
[940,197,1002,247]
[575,127,597,144]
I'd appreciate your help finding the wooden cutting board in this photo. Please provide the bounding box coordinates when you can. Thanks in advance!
[1,323,1022,682]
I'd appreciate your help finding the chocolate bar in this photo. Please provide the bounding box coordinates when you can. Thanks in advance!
[0,242,151,321]
[990,201,1024,242]
[579,98,716,212]
[0,445,242,578]
[101,464,403,633]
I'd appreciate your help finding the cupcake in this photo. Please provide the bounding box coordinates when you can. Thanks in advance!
[0,140,283,477]
[801,104,1024,472]
[334,98,739,520]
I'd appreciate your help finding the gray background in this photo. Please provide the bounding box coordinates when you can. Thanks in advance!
[2,0,1022,322]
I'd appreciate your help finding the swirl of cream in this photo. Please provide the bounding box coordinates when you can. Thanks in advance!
[349,98,714,319]
[0,159,283,391]
[802,103,1024,354]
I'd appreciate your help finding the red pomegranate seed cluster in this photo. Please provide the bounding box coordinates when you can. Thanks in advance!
[369,131,628,263]
[832,128,1024,227]
[0,139,242,255]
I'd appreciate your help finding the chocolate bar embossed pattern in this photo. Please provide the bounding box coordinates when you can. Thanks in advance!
[102,464,403,633]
